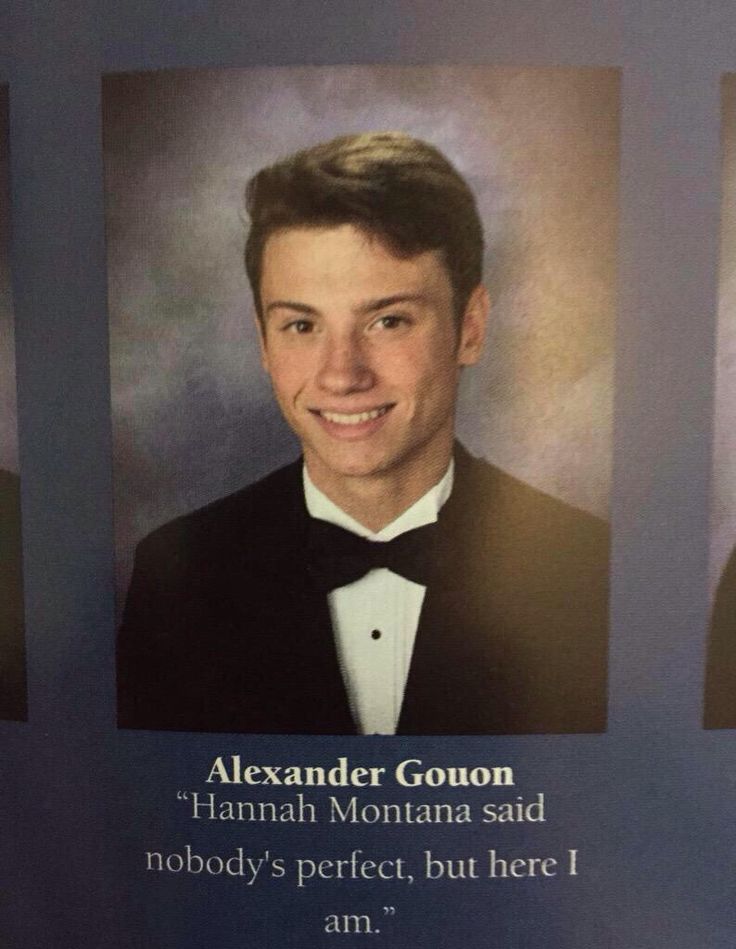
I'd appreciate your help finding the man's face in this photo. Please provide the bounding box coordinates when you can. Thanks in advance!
[258,224,487,491]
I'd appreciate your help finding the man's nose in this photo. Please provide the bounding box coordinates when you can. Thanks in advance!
[316,332,375,394]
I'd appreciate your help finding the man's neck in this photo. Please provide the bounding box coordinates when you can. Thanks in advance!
[304,444,454,533]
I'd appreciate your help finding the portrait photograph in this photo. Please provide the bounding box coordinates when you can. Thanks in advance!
[0,84,27,722]
[704,74,736,728]
[104,65,619,736]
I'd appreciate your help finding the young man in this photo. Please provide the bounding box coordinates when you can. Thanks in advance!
[117,132,609,735]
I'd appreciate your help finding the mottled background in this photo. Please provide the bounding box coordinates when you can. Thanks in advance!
[0,85,18,474]
[104,66,618,604]
[712,76,736,590]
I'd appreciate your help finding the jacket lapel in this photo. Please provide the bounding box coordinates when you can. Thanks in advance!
[398,446,512,734]
[217,461,355,734]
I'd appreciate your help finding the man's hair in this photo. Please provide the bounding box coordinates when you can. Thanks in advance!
[244,132,484,321]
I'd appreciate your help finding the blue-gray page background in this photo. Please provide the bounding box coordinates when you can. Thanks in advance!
[2,3,734,948]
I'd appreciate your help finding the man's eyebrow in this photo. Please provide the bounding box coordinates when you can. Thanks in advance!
[356,294,428,315]
[264,300,318,318]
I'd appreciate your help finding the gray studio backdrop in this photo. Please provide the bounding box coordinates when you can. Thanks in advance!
[104,65,619,605]
[712,74,736,590]
[0,85,18,474]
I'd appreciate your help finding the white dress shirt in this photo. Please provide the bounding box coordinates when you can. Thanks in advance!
[303,461,454,735]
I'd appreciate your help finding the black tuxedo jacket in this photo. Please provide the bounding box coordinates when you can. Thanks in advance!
[117,446,609,735]
[0,468,26,721]
[705,547,736,727]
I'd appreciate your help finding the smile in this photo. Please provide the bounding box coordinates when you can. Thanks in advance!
[315,406,392,426]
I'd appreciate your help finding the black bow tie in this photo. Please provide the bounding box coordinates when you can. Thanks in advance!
[306,518,438,594]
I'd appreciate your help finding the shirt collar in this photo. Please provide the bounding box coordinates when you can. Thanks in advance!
[303,459,454,542]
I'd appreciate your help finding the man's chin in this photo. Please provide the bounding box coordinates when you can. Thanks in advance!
[305,443,397,482]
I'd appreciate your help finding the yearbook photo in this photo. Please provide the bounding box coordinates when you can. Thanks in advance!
[705,74,736,728]
[0,85,27,722]
[104,66,619,736]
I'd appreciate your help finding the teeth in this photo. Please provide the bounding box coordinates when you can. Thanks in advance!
[320,407,388,426]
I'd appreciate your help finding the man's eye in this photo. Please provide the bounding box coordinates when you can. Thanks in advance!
[284,319,314,334]
[375,314,407,330]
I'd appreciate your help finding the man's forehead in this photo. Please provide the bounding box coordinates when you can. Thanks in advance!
[260,224,451,299]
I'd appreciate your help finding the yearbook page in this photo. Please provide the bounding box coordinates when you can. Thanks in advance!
[3,10,733,938]
[104,64,618,946]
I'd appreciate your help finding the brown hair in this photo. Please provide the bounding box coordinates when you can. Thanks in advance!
[245,132,483,320]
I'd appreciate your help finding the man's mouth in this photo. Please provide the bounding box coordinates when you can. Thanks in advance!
[311,405,392,427]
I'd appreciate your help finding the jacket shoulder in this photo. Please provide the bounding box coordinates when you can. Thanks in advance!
[460,449,609,544]
[705,545,736,728]
[0,468,20,528]
[135,459,302,564]
[0,467,19,493]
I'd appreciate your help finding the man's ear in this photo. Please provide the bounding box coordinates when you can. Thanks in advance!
[457,284,490,367]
